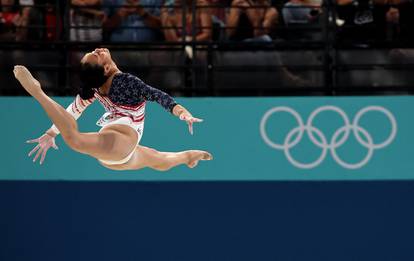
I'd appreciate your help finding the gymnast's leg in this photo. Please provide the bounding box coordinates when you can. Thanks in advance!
[13,65,136,161]
[101,145,213,171]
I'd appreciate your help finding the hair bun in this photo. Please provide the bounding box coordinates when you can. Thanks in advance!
[78,62,108,100]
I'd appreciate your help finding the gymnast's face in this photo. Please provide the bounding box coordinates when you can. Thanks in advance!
[81,48,112,67]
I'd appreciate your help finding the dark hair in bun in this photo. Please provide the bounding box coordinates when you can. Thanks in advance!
[78,62,109,99]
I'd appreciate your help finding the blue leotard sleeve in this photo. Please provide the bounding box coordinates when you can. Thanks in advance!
[110,73,178,113]
[133,77,178,113]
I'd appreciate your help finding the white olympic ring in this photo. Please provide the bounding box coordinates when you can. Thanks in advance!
[260,105,397,169]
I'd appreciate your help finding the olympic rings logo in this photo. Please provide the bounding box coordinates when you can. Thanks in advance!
[260,106,397,169]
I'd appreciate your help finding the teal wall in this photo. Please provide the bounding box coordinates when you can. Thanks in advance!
[0,96,412,180]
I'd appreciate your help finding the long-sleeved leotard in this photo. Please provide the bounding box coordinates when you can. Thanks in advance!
[51,72,177,134]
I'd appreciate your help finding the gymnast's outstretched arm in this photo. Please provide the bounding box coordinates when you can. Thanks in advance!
[27,94,95,164]
[46,94,96,136]
[132,77,203,135]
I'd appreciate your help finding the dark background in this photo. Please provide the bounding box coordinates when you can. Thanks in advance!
[1,181,414,261]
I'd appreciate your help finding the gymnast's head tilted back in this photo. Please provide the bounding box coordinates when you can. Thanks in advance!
[79,48,115,99]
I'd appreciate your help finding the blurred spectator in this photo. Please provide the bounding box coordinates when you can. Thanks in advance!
[70,0,104,41]
[0,0,44,41]
[44,1,61,41]
[14,0,33,41]
[387,0,414,77]
[226,0,278,41]
[385,4,399,40]
[336,0,389,43]
[102,0,163,42]
[16,0,45,41]
[381,0,414,42]
[205,0,230,41]
[208,0,226,22]
[282,0,321,25]
[0,0,19,41]
[282,0,322,40]
[162,0,212,42]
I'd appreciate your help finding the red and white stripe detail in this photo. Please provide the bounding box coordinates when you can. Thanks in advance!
[94,92,146,123]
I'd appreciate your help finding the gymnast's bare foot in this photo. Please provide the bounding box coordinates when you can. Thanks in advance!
[13,65,42,97]
[187,150,213,168]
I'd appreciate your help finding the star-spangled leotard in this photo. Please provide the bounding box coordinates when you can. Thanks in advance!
[51,72,177,133]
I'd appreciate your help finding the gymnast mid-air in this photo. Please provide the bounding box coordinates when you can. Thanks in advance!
[14,48,212,171]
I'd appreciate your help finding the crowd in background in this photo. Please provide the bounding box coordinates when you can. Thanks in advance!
[0,0,413,43]
[0,1,413,96]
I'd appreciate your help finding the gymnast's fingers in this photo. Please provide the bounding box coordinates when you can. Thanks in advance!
[191,117,203,123]
[40,149,48,165]
[188,121,193,135]
[28,144,41,157]
[26,138,39,144]
[33,147,43,163]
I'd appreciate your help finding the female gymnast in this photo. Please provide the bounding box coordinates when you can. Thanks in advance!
[13,48,212,171]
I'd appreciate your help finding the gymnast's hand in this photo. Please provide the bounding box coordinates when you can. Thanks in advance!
[173,104,203,135]
[26,133,59,164]
[179,112,203,135]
